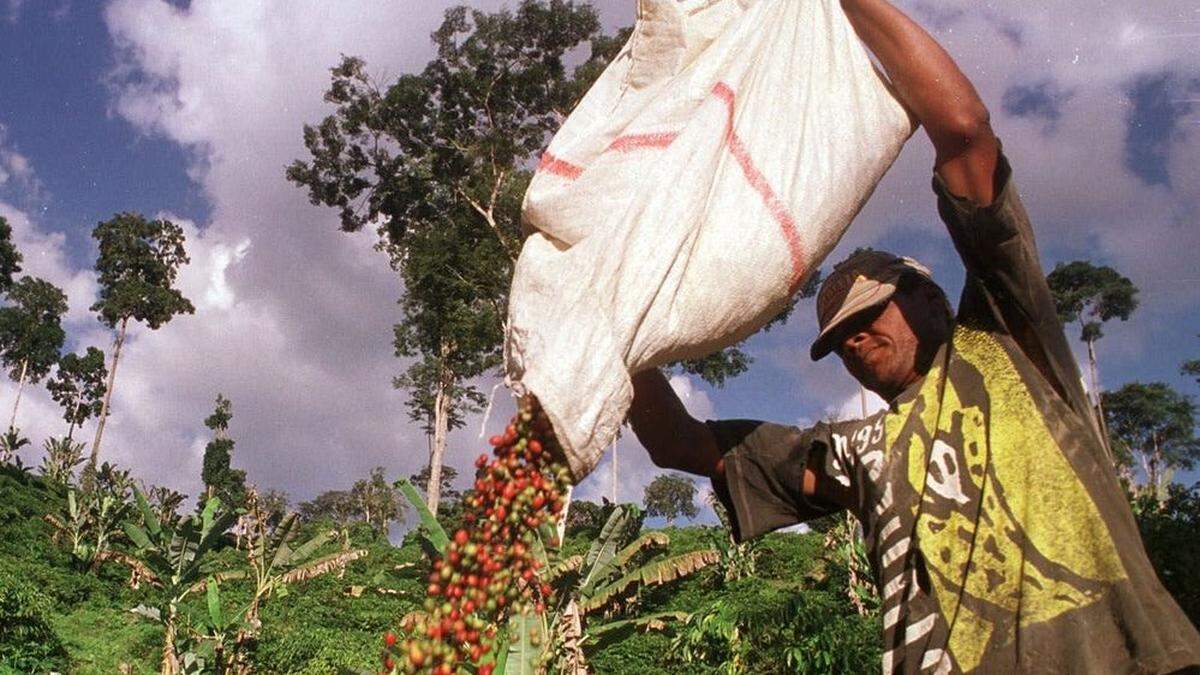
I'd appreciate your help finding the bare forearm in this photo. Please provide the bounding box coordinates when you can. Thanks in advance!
[628,369,723,478]
[842,0,989,149]
[841,0,999,205]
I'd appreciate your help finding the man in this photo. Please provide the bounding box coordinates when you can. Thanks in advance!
[628,0,1200,673]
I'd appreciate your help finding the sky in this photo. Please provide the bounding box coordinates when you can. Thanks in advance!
[0,0,1197,529]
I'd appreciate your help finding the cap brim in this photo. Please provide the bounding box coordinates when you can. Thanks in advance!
[809,283,897,361]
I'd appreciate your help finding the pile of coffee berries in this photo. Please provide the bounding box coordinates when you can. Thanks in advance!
[381,396,572,674]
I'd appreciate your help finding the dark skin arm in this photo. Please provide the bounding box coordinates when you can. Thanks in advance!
[841,0,1000,205]
[628,369,821,499]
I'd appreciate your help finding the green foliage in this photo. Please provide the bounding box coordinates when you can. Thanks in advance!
[1132,483,1200,625]
[408,463,461,509]
[643,473,699,525]
[1104,382,1200,496]
[500,610,545,675]
[90,212,195,330]
[43,466,135,573]
[0,275,69,384]
[667,580,879,674]
[350,467,404,536]
[564,499,614,540]
[0,427,29,464]
[395,477,449,555]
[705,497,761,582]
[0,216,23,292]
[39,436,85,486]
[1046,260,1139,343]
[200,394,246,513]
[47,347,109,435]
[123,487,238,598]
[0,570,70,673]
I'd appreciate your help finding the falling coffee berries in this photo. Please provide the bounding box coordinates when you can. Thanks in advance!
[380,396,571,674]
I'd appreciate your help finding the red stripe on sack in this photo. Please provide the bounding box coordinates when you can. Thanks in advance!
[711,82,807,291]
[608,132,679,152]
[537,152,584,180]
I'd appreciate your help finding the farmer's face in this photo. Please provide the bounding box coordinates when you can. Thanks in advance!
[835,283,948,400]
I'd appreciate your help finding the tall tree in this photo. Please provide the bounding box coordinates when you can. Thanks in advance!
[351,466,404,536]
[298,489,359,527]
[0,276,68,430]
[1104,382,1200,501]
[0,215,24,291]
[46,347,108,441]
[200,394,247,512]
[288,3,819,511]
[288,1,610,514]
[1046,260,1139,440]
[643,473,699,526]
[85,212,194,485]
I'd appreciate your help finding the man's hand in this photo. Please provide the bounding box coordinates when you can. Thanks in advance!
[840,0,999,205]
[628,369,725,480]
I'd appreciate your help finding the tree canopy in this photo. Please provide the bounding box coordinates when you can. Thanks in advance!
[46,347,108,437]
[1104,382,1200,498]
[287,1,616,514]
[0,215,24,291]
[1047,260,1139,344]
[90,212,195,330]
[643,473,699,526]
[0,276,68,383]
[199,394,246,512]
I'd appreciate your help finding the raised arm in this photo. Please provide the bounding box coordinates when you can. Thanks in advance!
[628,369,725,480]
[841,0,1000,205]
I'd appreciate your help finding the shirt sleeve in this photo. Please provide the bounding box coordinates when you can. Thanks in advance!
[705,419,843,543]
[933,147,1092,417]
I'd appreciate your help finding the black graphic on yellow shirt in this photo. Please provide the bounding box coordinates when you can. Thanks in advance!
[885,327,1127,672]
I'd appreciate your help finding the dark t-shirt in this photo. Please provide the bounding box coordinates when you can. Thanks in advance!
[710,151,1200,674]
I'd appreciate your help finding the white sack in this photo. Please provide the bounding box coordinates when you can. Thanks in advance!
[506,0,914,480]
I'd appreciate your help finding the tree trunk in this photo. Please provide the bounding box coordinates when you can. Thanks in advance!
[87,317,128,487]
[66,395,82,441]
[161,603,179,675]
[556,483,573,546]
[1148,434,1160,499]
[557,599,589,675]
[425,349,451,514]
[8,358,28,432]
[1085,337,1114,460]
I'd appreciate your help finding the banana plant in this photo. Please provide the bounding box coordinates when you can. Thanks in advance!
[705,495,761,581]
[122,487,239,675]
[233,511,369,624]
[0,426,29,463]
[43,484,131,571]
[185,575,255,674]
[547,504,717,668]
[39,436,85,486]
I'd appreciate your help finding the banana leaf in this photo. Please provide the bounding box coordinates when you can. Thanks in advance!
[579,505,642,593]
[586,611,690,651]
[500,611,545,675]
[580,549,719,614]
[396,478,449,554]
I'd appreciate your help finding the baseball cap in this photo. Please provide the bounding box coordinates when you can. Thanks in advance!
[810,250,935,361]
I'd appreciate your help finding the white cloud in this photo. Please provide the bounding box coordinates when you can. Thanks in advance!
[92,0,638,505]
[0,0,1183,509]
